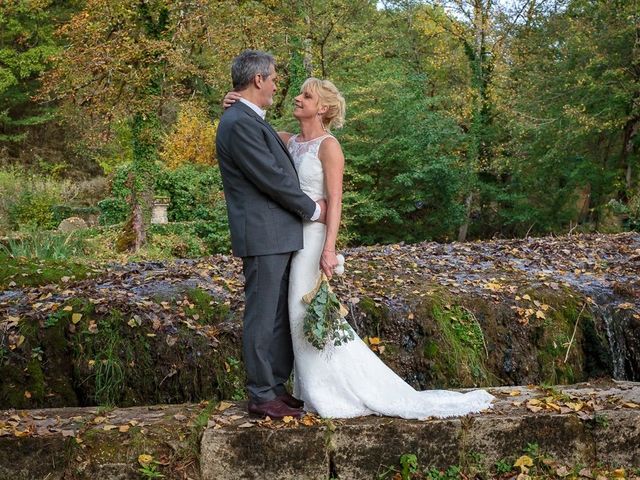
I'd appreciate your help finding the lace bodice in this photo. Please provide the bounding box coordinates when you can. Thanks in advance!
[287,134,332,201]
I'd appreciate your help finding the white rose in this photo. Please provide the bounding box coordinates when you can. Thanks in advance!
[334,254,345,275]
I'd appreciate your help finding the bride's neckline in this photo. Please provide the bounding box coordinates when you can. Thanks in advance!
[293,133,330,144]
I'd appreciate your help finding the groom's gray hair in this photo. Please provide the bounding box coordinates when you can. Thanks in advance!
[232,50,275,91]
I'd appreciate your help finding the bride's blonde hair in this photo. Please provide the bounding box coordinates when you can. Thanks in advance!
[301,78,346,130]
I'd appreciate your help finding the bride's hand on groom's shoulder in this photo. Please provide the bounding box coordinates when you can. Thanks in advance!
[222,91,242,109]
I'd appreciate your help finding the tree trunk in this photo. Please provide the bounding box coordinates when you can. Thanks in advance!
[620,117,639,194]
[458,191,474,242]
[120,113,159,252]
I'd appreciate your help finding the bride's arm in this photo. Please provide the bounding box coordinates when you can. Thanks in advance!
[222,92,293,143]
[318,137,344,279]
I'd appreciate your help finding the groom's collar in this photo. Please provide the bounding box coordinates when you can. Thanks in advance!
[239,98,266,120]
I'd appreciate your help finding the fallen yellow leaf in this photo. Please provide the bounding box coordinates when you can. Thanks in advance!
[566,401,583,412]
[617,303,634,310]
[301,416,315,426]
[514,455,534,471]
[71,313,82,324]
[138,454,153,466]
[546,401,561,412]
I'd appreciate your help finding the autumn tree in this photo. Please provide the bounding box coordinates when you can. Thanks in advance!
[0,0,80,161]
[41,0,224,250]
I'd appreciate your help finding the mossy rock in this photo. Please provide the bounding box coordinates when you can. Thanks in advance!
[346,283,610,391]
[0,293,244,409]
[0,314,78,409]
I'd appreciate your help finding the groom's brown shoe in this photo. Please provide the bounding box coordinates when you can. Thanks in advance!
[276,392,304,409]
[248,399,303,419]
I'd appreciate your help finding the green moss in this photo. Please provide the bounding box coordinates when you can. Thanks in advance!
[26,357,46,402]
[430,302,489,387]
[358,296,387,337]
[41,312,78,405]
[0,312,78,408]
[184,287,230,325]
[533,294,586,385]
[18,317,38,343]
[412,288,490,388]
[0,253,95,288]
[423,340,439,359]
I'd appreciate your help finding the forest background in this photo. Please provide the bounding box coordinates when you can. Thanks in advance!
[0,0,638,261]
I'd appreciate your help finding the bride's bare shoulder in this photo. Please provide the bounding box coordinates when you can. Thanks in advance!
[278,131,293,143]
[319,135,343,155]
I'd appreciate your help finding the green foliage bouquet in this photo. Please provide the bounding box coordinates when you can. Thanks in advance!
[302,273,354,350]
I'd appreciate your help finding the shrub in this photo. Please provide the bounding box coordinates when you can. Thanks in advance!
[97,164,134,225]
[0,168,73,232]
[1,230,87,261]
[155,163,224,222]
[160,100,217,170]
[8,190,58,230]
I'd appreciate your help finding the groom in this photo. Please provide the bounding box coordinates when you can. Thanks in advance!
[216,50,324,419]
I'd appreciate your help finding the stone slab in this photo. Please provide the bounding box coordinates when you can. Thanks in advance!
[200,382,640,479]
[0,382,639,479]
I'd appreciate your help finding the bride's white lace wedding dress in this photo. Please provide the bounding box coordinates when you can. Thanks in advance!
[287,134,494,419]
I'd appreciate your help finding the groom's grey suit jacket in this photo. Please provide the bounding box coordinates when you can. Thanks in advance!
[216,102,317,257]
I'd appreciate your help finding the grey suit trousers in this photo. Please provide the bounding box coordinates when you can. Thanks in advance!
[242,253,294,402]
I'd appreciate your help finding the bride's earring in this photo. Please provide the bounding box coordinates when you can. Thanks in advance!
[317,112,327,132]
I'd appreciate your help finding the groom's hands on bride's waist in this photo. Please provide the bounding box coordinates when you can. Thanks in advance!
[315,198,327,224]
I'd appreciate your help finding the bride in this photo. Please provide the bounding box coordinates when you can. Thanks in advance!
[224,79,494,419]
